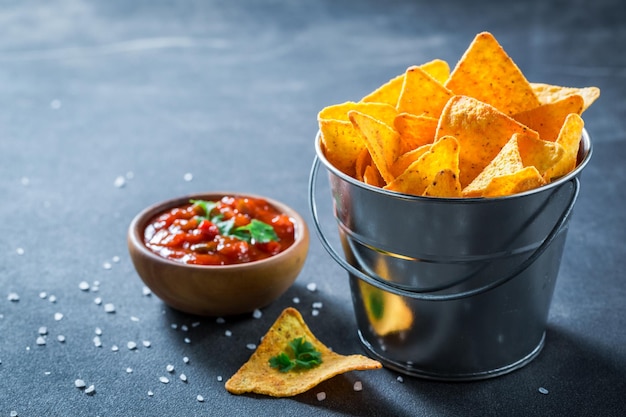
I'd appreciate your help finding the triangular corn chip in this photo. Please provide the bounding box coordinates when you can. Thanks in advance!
[393,113,438,154]
[423,169,462,198]
[384,136,459,196]
[445,32,540,116]
[390,144,432,178]
[513,94,584,142]
[544,113,584,181]
[437,95,539,187]
[348,110,400,184]
[396,65,453,118]
[360,59,450,105]
[482,166,546,198]
[516,132,564,177]
[531,82,600,112]
[225,308,382,397]
[318,102,398,176]
[462,134,525,197]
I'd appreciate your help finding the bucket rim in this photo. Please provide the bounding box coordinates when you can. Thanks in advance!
[314,128,592,202]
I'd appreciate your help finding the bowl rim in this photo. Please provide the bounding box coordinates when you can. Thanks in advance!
[128,191,309,270]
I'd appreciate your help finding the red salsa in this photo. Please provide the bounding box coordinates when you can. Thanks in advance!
[144,196,296,266]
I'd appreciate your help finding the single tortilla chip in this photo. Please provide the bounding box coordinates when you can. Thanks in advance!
[390,144,432,178]
[225,308,382,397]
[445,32,540,116]
[437,95,539,187]
[394,113,438,154]
[318,102,398,176]
[544,113,584,181]
[531,82,600,112]
[348,110,401,184]
[385,136,459,196]
[423,169,462,197]
[363,164,385,187]
[482,166,546,198]
[355,148,372,182]
[360,59,450,105]
[516,132,565,176]
[513,94,584,142]
[396,65,453,118]
[462,134,525,197]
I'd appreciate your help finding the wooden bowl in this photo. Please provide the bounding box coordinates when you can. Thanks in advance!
[127,192,309,316]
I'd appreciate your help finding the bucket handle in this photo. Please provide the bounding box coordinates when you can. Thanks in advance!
[308,155,580,301]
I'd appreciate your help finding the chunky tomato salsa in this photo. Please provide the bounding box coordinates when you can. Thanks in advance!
[144,196,296,266]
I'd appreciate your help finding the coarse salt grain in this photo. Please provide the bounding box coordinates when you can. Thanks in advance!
[104,303,115,313]
[183,172,193,181]
[148,390,154,397]
[252,309,262,319]
[166,364,175,373]
[39,292,47,299]
[539,387,549,395]
[54,312,63,321]
[184,337,191,344]
[94,297,102,305]
[217,376,223,382]
[95,327,102,336]
[114,176,126,188]
[16,247,25,255]
[79,281,90,291]
[216,317,225,324]
[183,356,190,364]
[225,330,232,337]
[316,392,326,401]
[181,325,188,332]
[111,345,119,352]
[312,302,323,309]
[8,293,19,302]
[306,282,317,292]
[246,343,256,350]
[131,316,140,322]
[103,262,112,270]
[127,341,137,350]
[93,336,102,347]
[143,340,151,348]
[292,297,300,304]
[126,368,133,374]
[312,309,320,317]
[84,385,96,395]
[57,335,66,343]
[75,379,86,388]
[36,336,46,346]
[48,295,57,303]
[353,381,363,391]
[142,286,152,296]
[38,326,48,335]
[180,374,187,382]
[396,376,404,383]
[159,376,169,384]
[197,395,204,402]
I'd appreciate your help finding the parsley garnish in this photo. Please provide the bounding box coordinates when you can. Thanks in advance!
[269,337,323,372]
[190,199,279,243]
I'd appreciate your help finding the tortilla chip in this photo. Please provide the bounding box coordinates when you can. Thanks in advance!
[482,166,546,198]
[531,82,600,112]
[445,32,540,116]
[396,65,453,118]
[462,134,525,197]
[423,169,462,197]
[513,94,584,142]
[348,110,401,184]
[515,132,565,176]
[385,136,459,196]
[544,113,584,181]
[437,95,539,187]
[225,308,382,397]
[390,144,432,178]
[360,59,451,105]
[363,164,385,187]
[318,102,398,176]
[355,148,372,182]
[393,113,438,154]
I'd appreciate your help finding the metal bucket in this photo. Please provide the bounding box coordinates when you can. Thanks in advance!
[309,129,592,380]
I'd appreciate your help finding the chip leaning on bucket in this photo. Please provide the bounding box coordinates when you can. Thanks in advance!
[317,31,600,198]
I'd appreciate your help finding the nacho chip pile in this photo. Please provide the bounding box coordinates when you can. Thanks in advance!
[318,31,599,198]
[225,307,382,397]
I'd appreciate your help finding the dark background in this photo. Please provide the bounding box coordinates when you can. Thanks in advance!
[1,0,624,416]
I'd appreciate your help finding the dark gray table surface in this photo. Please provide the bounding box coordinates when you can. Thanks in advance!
[1,1,625,416]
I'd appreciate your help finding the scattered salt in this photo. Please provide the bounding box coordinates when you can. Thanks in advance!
[38,326,48,335]
[114,176,126,188]
[94,297,102,305]
[54,312,63,321]
[127,341,137,350]
[131,316,140,322]
[312,309,320,317]
[292,297,300,304]
[93,336,102,347]
[252,309,262,319]
[112,256,120,263]
[111,345,119,352]
[95,327,103,336]
[353,381,363,391]
[79,281,90,291]
[126,368,133,374]
[183,172,193,181]
[197,395,204,402]
[10,411,17,417]
[183,356,190,364]
[84,385,96,395]
[316,391,326,401]
[148,390,154,397]
[306,282,317,292]
[36,336,46,346]
[246,343,256,350]
[142,286,152,296]
[312,302,323,309]
[166,364,175,373]
[39,292,47,299]
[48,295,57,303]
[184,337,191,344]
[216,317,225,324]
[102,262,112,270]
[159,376,169,384]
[179,373,187,382]
[538,387,549,395]
[104,303,115,313]
[16,247,25,255]
[8,292,19,302]
[75,379,86,388]
[142,340,151,348]
[181,325,188,332]
[217,376,223,382]
[57,335,66,343]
[396,376,404,383]
[224,330,232,337]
